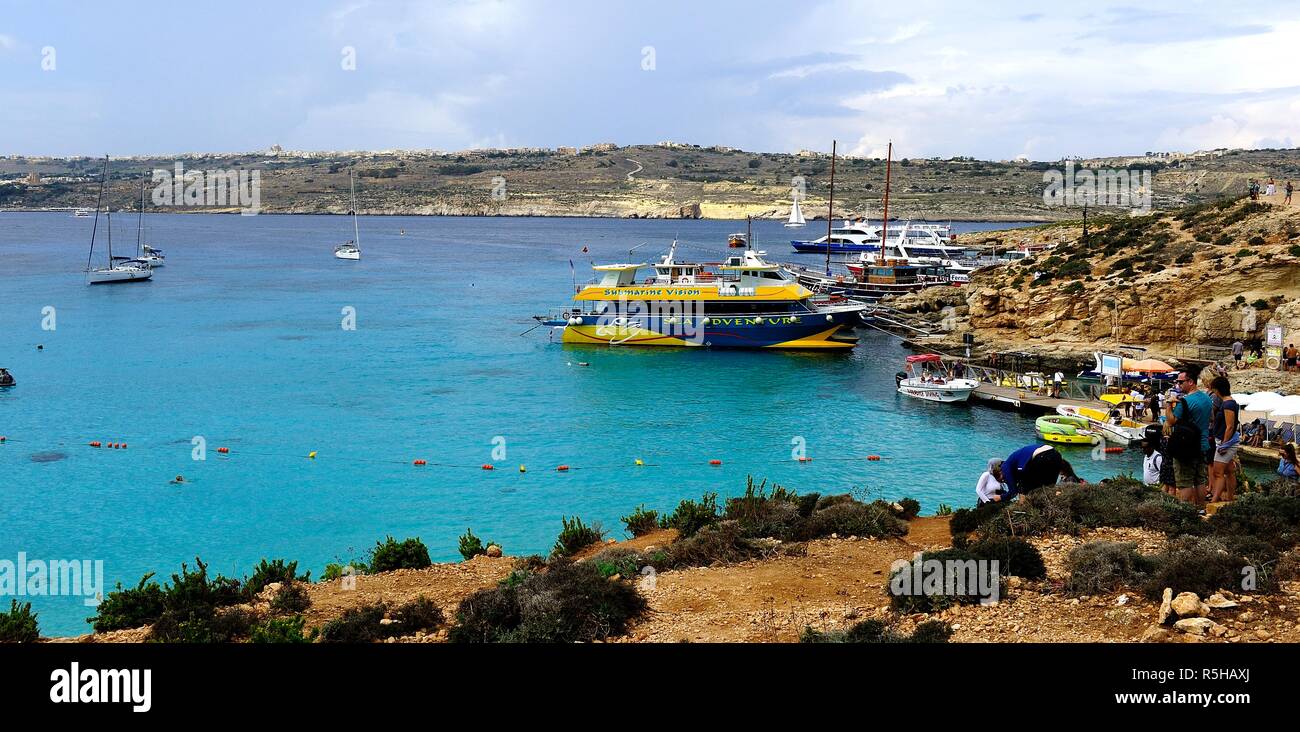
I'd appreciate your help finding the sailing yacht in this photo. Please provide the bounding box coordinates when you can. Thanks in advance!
[785,195,806,228]
[334,169,362,260]
[86,157,152,285]
[134,180,165,267]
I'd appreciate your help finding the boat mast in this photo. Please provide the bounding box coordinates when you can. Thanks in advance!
[879,141,893,266]
[825,139,836,275]
[350,168,360,246]
[746,215,752,250]
[86,156,107,272]
[136,178,145,257]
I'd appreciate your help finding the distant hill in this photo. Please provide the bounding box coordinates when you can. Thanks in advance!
[3,145,1299,221]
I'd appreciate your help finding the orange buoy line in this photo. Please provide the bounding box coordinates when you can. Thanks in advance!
[16,432,897,475]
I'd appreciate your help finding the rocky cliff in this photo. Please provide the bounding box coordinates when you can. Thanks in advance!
[888,195,1300,366]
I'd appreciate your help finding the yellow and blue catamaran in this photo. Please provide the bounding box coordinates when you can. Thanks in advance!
[536,243,866,349]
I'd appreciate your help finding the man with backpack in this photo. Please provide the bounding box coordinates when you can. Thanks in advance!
[1164,368,1212,507]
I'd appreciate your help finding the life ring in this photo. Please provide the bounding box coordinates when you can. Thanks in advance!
[1267,356,1281,369]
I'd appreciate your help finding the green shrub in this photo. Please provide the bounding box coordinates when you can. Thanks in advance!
[589,548,642,579]
[888,549,997,613]
[660,493,720,538]
[89,573,166,632]
[250,615,316,643]
[1207,493,1300,549]
[246,558,309,596]
[793,500,908,541]
[551,516,606,558]
[897,497,921,520]
[370,536,432,573]
[652,521,770,569]
[322,559,368,581]
[1142,536,1274,599]
[1135,494,1204,537]
[949,501,1006,536]
[270,582,311,614]
[448,560,647,643]
[1065,541,1155,595]
[390,596,445,635]
[620,505,660,537]
[148,558,251,642]
[937,504,954,516]
[967,537,1047,580]
[458,529,486,560]
[724,479,801,539]
[800,618,951,644]
[319,602,388,643]
[0,600,39,643]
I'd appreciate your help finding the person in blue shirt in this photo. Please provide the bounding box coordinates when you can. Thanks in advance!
[1000,444,1077,501]
[1165,369,1212,506]
[1278,444,1299,480]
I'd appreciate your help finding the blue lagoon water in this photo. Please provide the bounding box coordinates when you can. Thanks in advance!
[0,212,1141,634]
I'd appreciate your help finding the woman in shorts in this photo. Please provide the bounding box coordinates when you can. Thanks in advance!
[1208,376,1239,502]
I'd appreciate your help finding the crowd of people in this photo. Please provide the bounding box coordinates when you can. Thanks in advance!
[976,363,1300,512]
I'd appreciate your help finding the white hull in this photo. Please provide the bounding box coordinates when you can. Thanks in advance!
[138,255,164,267]
[1055,405,1144,444]
[334,249,360,260]
[88,267,152,284]
[898,378,978,403]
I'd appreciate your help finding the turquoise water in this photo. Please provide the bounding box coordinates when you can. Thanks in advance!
[0,212,1141,634]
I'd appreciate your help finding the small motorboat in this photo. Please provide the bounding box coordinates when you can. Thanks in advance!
[0,368,14,387]
[1036,415,1101,445]
[896,354,978,403]
[1056,404,1146,444]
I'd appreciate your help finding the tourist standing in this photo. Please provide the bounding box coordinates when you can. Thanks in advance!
[1232,339,1245,369]
[1165,369,1212,507]
[1141,439,1164,487]
[1052,370,1064,398]
[1208,376,1239,503]
[1287,181,1294,205]
[1287,344,1298,373]
[1266,177,1276,197]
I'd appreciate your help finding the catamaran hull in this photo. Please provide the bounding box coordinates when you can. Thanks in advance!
[549,312,861,349]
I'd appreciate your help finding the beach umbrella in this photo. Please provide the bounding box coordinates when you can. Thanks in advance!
[1233,393,1253,407]
[1240,392,1284,422]
[1124,358,1176,373]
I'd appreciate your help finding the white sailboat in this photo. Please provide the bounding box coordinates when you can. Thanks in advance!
[785,193,806,228]
[86,157,152,285]
[135,179,165,267]
[334,169,361,260]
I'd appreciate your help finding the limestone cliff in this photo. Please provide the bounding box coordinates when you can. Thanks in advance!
[888,197,1300,364]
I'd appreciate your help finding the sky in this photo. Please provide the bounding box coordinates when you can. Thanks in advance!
[1,0,1297,160]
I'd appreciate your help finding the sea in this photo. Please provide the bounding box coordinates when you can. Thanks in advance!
[0,212,1146,634]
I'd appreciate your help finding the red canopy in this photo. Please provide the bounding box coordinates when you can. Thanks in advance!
[906,354,944,364]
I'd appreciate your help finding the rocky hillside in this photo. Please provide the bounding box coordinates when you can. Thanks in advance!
[4,145,1300,221]
[890,193,1300,364]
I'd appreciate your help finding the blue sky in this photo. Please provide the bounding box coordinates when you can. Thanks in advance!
[1,0,1297,159]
